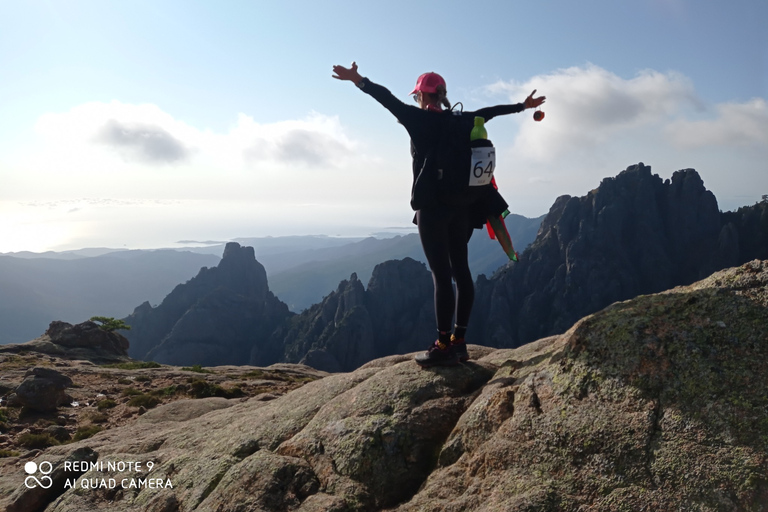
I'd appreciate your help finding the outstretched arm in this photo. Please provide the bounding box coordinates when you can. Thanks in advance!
[331,61,425,129]
[474,89,547,121]
[332,62,364,85]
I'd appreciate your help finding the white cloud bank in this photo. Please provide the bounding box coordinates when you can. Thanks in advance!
[667,98,768,148]
[94,119,192,164]
[484,64,768,215]
[33,101,359,171]
[20,101,408,207]
[488,64,702,160]
[2,101,410,251]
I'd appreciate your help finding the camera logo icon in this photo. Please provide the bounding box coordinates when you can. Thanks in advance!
[24,461,53,489]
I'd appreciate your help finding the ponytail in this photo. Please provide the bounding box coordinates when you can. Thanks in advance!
[434,84,451,110]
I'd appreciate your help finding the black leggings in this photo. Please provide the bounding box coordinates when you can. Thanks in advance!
[416,207,475,333]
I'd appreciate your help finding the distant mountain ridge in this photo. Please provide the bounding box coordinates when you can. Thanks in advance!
[6,163,766,370]
[267,216,543,312]
[0,217,543,344]
[117,164,767,371]
[469,163,768,348]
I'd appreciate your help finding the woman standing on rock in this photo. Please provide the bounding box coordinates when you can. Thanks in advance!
[332,62,544,367]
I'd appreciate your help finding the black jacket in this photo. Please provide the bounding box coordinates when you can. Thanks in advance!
[358,77,525,228]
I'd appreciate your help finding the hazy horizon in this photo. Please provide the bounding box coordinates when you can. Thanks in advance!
[0,228,419,255]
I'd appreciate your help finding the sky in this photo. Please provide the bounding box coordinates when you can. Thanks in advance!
[1,0,766,253]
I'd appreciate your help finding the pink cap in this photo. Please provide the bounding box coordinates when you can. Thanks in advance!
[409,72,446,95]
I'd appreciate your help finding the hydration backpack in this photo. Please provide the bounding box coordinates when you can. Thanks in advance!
[431,111,496,207]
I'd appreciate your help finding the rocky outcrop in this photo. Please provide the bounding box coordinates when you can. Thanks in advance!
[0,353,328,468]
[470,163,768,348]
[46,321,129,356]
[269,258,434,372]
[123,242,293,366]
[11,368,72,412]
[0,320,130,364]
[2,261,766,511]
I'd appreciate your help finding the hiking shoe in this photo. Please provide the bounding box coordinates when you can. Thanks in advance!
[415,340,459,368]
[450,335,469,362]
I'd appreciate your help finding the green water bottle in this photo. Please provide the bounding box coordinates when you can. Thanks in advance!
[470,116,487,141]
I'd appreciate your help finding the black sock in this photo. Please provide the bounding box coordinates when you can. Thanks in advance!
[453,325,467,341]
[438,330,451,347]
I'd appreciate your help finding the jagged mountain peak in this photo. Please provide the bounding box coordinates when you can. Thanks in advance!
[122,243,291,365]
[470,163,764,349]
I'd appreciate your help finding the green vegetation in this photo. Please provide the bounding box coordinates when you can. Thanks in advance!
[0,354,48,369]
[240,369,272,380]
[127,394,160,409]
[150,385,182,397]
[86,411,109,424]
[239,369,314,383]
[96,399,117,411]
[0,449,20,458]
[90,316,131,332]
[73,425,103,441]
[188,379,243,399]
[0,408,9,423]
[121,387,142,396]
[182,364,213,374]
[18,433,60,449]
[102,361,161,370]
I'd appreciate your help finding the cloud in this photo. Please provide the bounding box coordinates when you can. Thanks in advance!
[94,119,191,164]
[32,102,358,175]
[33,101,200,172]
[487,64,702,161]
[666,98,768,148]
[480,64,768,216]
[274,129,352,166]
[238,113,355,168]
[22,102,399,211]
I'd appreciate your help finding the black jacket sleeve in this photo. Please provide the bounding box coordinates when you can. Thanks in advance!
[356,77,413,120]
[472,103,526,121]
[356,78,443,145]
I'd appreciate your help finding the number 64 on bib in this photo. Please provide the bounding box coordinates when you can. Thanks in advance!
[469,147,496,187]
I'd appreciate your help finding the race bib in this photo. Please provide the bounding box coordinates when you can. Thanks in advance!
[469,147,495,186]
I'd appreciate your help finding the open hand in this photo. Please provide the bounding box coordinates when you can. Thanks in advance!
[332,62,363,83]
[524,89,546,109]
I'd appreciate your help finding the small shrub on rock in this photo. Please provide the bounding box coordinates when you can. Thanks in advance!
[73,425,102,441]
[188,379,243,399]
[127,394,160,409]
[96,399,117,410]
[18,433,59,449]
